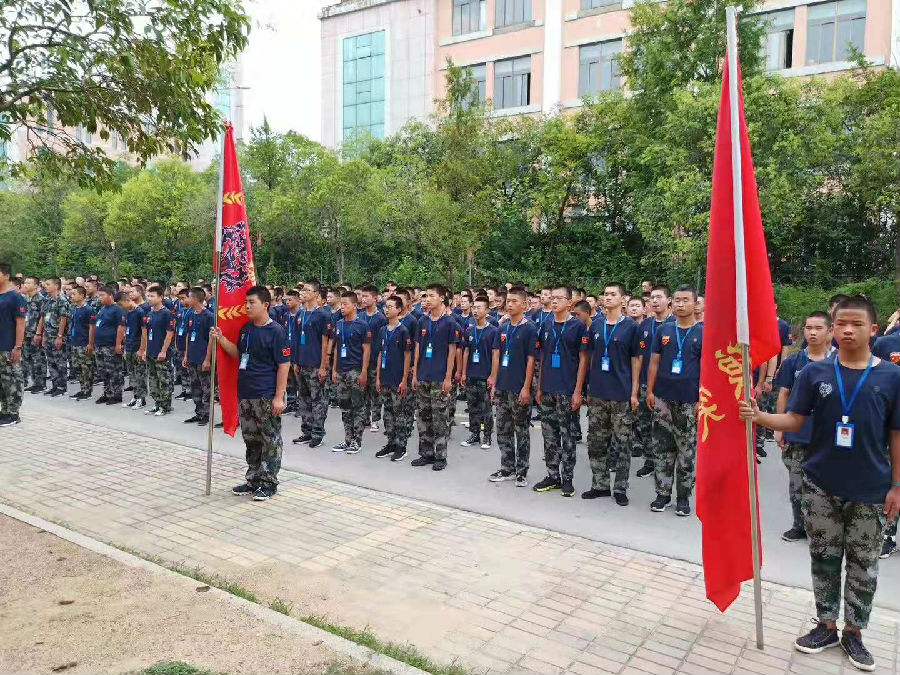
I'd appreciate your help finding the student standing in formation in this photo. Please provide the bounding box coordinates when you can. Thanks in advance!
[774,311,834,542]
[0,263,26,426]
[330,290,371,454]
[487,286,537,486]
[411,284,459,471]
[67,286,95,400]
[292,282,333,449]
[278,290,301,413]
[635,285,674,478]
[374,295,414,461]
[533,286,589,497]
[583,283,642,506]
[37,278,69,396]
[173,288,191,401]
[120,292,147,408]
[460,296,498,450]
[646,285,703,516]
[90,286,126,405]
[741,296,900,672]
[872,325,900,559]
[360,284,387,433]
[213,286,291,502]
[181,288,214,425]
[140,286,175,416]
[627,296,646,325]
[22,276,45,392]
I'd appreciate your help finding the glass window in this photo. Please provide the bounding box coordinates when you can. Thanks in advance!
[342,30,387,141]
[493,56,531,109]
[580,0,619,10]
[453,0,486,36]
[578,40,622,96]
[806,0,866,65]
[758,9,795,70]
[496,0,531,28]
[465,64,487,108]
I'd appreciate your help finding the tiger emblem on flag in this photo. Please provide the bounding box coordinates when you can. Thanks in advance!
[220,221,251,292]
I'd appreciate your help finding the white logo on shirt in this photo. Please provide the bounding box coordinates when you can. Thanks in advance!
[818,382,833,398]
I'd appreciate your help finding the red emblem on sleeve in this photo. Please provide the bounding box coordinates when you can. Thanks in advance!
[662,335,671,346]
[581,336,589,345]
[891,352,900,364]
[640,340,647,349]
[282,347,291,357]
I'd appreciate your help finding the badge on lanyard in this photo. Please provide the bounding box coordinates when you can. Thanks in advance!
[601,317,622,374]
[472,349,480,364]
[96,319,102,328]
[425,343,433,359]
[148,329,154,342]
[832,356,874,451]
[502,351,510,368]
[178,325,184,336]
[190,330,196,342]
[239,352,249,370]
[300,331,306,345]
[601,356,610,372]
[381,351,387,369]
[340,344,348,359]
[551,352,561,369]
[671,358,683,374]
[835,417,855,449]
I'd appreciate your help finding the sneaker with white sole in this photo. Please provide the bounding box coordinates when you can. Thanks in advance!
[794,620,839,654]
[515,475,528,488]
[840,630,875,671]
[488,470,514,483]
[154,409,169,417]
[480,437,491,449]
[332,441,348,453]
[370,422,380,433]
[460,433,480,447]
[390,448,407,461]
[345,442,360,455]
[144,406,160,415]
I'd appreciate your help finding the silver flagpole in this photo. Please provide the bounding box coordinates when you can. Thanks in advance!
[726,5,764,650]
[206,129,226,497]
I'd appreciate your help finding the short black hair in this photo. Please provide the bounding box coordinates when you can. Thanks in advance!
[0,263,11,278]
[190,288,206,303]
[386,295,403,311]
[573,300,592,314]
[360,284,379,296]
[71,285,86,298]
[147,285,164,296]
[114,291,129,303]
[286,289,300,298]
[604,282,628,296]
[100,285,117,296]
[805,310,833,328]
[834,295,877,324]
[340,290,357,302]
[674,284,697,301]
[246,285,271,305]
[650,284,671,297]
[552,285,572,299]
[473,295,490,307]
[177,288,189,297]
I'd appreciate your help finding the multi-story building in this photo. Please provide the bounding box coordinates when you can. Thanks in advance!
[319,0,899,147]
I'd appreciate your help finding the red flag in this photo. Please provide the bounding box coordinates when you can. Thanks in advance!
[214,124,256,437]
[695,59,781,611]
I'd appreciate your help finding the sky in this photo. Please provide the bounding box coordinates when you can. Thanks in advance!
[240,0,333,143]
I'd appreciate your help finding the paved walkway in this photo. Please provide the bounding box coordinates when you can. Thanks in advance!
[1,415,898,675]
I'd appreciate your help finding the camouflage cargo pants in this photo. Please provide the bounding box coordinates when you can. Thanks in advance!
[416,380,450,461]
[22,340,45,387]
[783,442,807,529]
[148,358,173,411]
[495,390,530,477]
[466,378,493,440]
[364,372,382,424]
[173,348,189,390]
[634,383,653,465]
[755,389,776,453]
[802,473,885,629]
[95,346,124,397]
[652,398,697,500]
[297,366,327,440]
[447,382,458,428]
[336,370,365,445]
[0,352,24,416]
[45,344,67,390]
[382,387,414,448]
[587,398,633,494]
[239,398,283,490]
[539,393,577,483]
[187,363,211,417]
[125,351,147,399]
[72,346,95,395]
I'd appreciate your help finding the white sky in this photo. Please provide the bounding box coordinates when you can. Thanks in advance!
[240,0,333,142]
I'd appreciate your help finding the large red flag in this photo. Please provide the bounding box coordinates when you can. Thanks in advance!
[214,124,256,436]
[695,59,781,611]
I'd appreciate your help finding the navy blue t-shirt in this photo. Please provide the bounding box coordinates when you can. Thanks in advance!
[778,317,793,349]
[143,307,175,359]
[331,317,371,373]
[294,307,332,368]
[186,308,213,365]
[400,312,418,335]
[538,317,588,396]
[94,303,124,348]
[638,316,675,384]
[237,321,291,400]
[281,310,300,346]
[886,325,900,337]
[174,306,191,350]
[463,323,499,380]
[455,313,475,331]
[873,334,900,367]
[0,289,26,352]
[492,318,538,394]
[775,350,834,445]
[124,306,145,352]
[375,323,413,388]
[586,316,642,401]
[410,303,424,319]
[415,314,460,382]
[69,305,93,348]
[788,358,900,503]
[361,310,387,372]
[651,322,703,404]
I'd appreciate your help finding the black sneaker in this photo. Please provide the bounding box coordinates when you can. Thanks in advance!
[375,445,394,459]
[675,499,691,516]
[252,485,276,501]
[794,621,839,654]
[636,465,654,478]
[756,446,768,458]
[105,396,122,405]
[48,388,64,397]
[69,391,83,399]
[124,385,133,392]
[232,483,255,496]
[390,448,407,462]
[184,415,201,424]
[411,457,434,467]
[782,525,807,542]
[196,417,209,426]
[561,481,575,497]
[650,495,670,512]
[0,414,19,427]
[95,394,109,404]
[460,433,480,447]
[880,538,897,559]
[533,475,562,492]
[292,434,312,445]
[841,631,875,671]
[28,384,45,394]
[488,470,514,483]
[308,437,323,448]
[614,492,629,506]
[631,448,643,458]
[581,488,611,499]
[345,442,360,455]
[432,460,447,471]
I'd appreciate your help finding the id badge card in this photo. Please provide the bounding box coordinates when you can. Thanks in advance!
[835,418,854,449]
[340,345,348,359]
[671,358,683,375]
[551,352,561,369]
[96,320,103,328]
[239,353,249,370]
[190,331,196,342]
[148,329,154,342]
[425,343,433,359]
[300,332,306,345]
[381,353,387,369]
[472,350,480,364]
[601,356,610,372]
[502,351,510,368]
[178,326,184,336]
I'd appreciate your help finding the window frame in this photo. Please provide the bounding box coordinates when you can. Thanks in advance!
[805,0,866,65]
[493,56,532,109]
[577,39,623,97]
[495,0,532,29]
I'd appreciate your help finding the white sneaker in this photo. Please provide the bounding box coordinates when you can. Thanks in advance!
[480,440,491,449]
[332,441,348,453]
[370,422,380,432]
[345,442,360,455]
[154,409,168,417]
[123,399,135,408]
[462,420,470,428]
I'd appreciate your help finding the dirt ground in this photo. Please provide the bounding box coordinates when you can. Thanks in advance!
[0,515,384,675]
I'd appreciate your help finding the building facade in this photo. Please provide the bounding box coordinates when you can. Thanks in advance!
[320,0,899,147]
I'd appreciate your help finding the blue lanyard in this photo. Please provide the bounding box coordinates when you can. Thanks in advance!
[287,312,296,340]
[834,356,874,420]
[505,320,521,351]
[552,322,567,354]
[675,324,696,358]
[473,325,484,350]
[382,326,396,358]
[538,309,548,325]
[427,316,440,343]
[340,320,346,347]
[299,308,308,333]
[602,316,624,356]
[650,317,666,342]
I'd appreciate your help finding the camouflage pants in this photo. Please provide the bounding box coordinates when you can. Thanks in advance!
[95,346,124,397]
[466,378,493,439]
[634,383,653,465]
[285,367,298,405]
[148,358,173,411]
[22,340,45,386]
[416,380,450,461]
[336,370,365,445]
[802,474,885,629]
[0,352,24,415]
[571,410,582,440]
[45,344,67,390]
[755,390,776,453]
[783,442,806,528]
[587,398,633,493]
[187,363,211,417]
[539,393,577,483]
[447,383,458,427]
[125,351,147,399]
[239,398,282,490]
[297,366,327,440]
[652,398,697,500]
[382,387,414,448]
[174,348,189,390]
[72,346,96,395]
[364,372,382,424]
[495,390,530,477]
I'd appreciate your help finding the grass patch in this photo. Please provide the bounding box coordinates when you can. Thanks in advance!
[139,661,211,675]
[269,597,293,616]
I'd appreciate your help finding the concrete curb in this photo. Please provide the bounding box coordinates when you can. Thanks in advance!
[0,502,432,675]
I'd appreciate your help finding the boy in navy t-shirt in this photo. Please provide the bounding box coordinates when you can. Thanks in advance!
[374,295,413,461]
[120,293,148,408]
[360,284,387,432]
[180,288,214,425]
[741,296,900,669]
[0,263,26,426]
[212,285,290,501]
[291,281,333,448]
[330,290,371,454]
[90,286,126,404]
[67,285,95,400]
[140,285,175,416]
[460,296,499,450]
